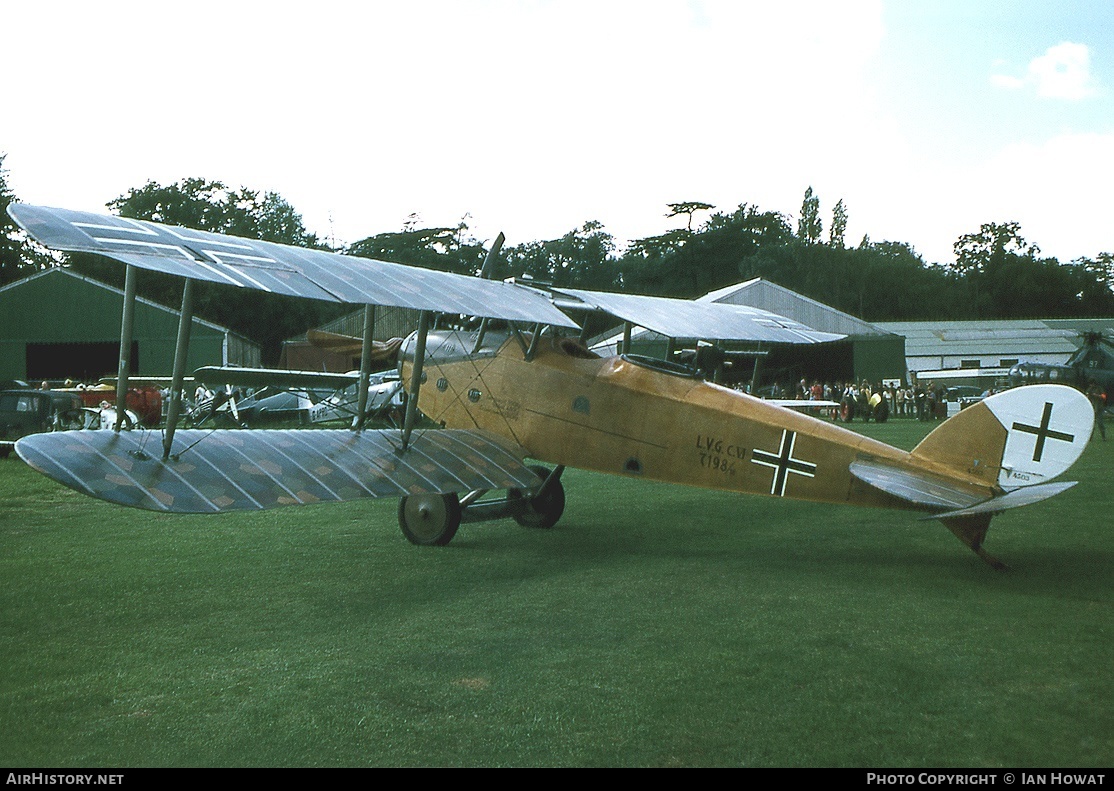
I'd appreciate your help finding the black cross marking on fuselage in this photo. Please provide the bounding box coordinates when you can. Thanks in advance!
[750,429,817,496]
[1011,402,1075,462]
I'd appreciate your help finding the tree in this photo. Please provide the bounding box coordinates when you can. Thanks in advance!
[503,220,618,290]
[347,222,488,277]
[951,221,1037,278]
[666,201,715,232]
[950,221,1040,317]
[92,177,337,365]
[0,153,56,285]
[797,186,822,245]
[109,178,319,247]
[622,204,792,297]
[829,198,848,248]
[1068,253,1114,315]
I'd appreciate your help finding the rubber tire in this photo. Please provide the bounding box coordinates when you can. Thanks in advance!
[510,465,566,529]
[398,493,462,546]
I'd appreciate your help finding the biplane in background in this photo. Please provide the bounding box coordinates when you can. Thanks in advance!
[8,205,1096,569]
[190,365,404,426]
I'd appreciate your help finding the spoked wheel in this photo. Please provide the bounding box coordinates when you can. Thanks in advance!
[397,493,462,546]
[509,465,566,529]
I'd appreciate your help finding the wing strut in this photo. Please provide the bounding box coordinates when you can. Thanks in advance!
[400,310,431,451]
[162,278,195,459]
[471,232,505,355]
[749,343,764,394]
[525,323,543,361]
[352,304,376,430]
[114,265,137,432]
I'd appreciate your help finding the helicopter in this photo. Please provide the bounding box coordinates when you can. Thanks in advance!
[1009,331,1114,403]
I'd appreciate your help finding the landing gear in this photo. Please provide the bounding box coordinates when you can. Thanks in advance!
[509,464,566,529]
[395,465,566,545]
[397,492,461,546]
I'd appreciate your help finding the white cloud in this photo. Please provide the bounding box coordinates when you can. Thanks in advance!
[991,41,1098,100]
[980,132,1114,259]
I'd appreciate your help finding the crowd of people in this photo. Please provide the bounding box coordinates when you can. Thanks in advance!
[762,378,985,423]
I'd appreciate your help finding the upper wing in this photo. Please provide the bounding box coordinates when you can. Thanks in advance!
[15,427,540,513]
[554,287,845,343]
[8,204,578,328]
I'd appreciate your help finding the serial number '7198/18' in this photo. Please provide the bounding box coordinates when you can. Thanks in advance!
[696,434,746,475]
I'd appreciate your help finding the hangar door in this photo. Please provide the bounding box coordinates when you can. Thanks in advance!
[25,342,139,383]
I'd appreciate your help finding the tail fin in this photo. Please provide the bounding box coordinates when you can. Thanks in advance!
[912,384,1092,490]
[903,384,1090,569]
[846,384,1091,568]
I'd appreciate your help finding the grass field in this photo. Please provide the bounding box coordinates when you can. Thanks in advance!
[1,419,1111,767]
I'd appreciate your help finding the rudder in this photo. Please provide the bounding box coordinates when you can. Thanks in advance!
[912,384,1092,490]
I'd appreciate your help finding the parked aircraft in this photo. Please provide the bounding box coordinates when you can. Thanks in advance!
[1009,331,1114,403]
[72,381,163,426]
[191,366,404,426]
[8,204,1096,569]
[307,371,403,425]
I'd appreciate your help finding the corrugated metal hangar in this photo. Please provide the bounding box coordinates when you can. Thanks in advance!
[701,279,907,384]
[592,278,907,386]
[874,319,1114,377]
[0,267,260,383]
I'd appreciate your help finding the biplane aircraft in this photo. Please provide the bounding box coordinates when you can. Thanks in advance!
[7,204,1096,569]
[190,365,404,426]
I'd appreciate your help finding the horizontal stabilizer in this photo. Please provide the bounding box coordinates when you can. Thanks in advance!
[851,459,1078,521]
[849,459,987,511]
[16,428,541,514]
[923,481,1078,521]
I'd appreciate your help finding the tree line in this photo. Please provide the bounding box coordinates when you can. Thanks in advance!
[2,155,1112,363]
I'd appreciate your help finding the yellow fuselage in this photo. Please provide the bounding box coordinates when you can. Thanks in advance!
[404,333,995,510]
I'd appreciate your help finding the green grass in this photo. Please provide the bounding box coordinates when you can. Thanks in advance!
[1,419,1111,767]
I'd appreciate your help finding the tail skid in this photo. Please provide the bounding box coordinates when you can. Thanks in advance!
[932,481,1079,571]
[941,515,1007,571]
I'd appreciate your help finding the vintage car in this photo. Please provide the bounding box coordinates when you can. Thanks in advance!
[0,389,85,458]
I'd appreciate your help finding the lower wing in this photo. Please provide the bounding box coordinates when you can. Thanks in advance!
[16,428,539,513]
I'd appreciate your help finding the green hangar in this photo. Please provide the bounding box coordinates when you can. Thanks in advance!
[0,267,260,383]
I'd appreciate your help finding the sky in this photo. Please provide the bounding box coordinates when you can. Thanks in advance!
[2,0,1112,267]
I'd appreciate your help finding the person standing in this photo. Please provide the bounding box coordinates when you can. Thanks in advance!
[1086,382,1106,441]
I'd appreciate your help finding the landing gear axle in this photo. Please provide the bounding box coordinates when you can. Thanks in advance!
[395,465,566,545]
